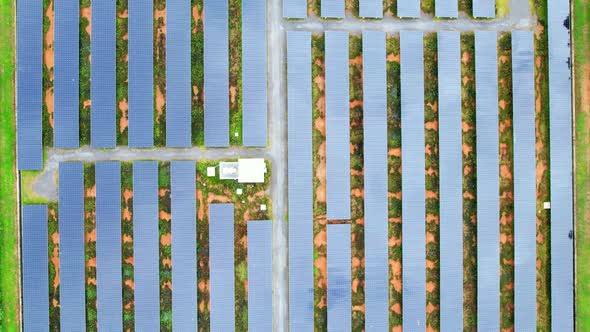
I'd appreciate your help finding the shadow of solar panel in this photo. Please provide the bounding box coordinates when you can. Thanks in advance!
[359,0,383,18]
[91,0,116,148]
[171,161,198,331]
[326,31,351,221]
[322,0,344,18]
[287,31,315,332]
[327,224,351,331]
[247,221,272,331]
[398,0,420,18]
[205,0,230,147]
[435,0,458,18]
[22,205,49,332]
[54,0,79,148]
[473,0,495,17]
[132,161,160,331]
[58,162,85,330]
[96,162,122,331]
[242,0,268,147]
[283,0,307,18]
[128,0,154,148]
[209,204,235,331]
[17,0,43,170]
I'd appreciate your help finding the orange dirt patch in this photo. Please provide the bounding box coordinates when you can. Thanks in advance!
[86,229,96,243]
[314,116,326,136]
[125,279,135,290]
[391,303,401,314]
[123,190,133,201]
[123,208,132,221]
[207,193,232,204]
[87,278,97,286]
[388,148,401,157]
[192,6,202,23]
[426,232,435,244]
[350,100,363,109]
[500,165,513,180]
[44,2,55,72]
[83,99,91,108]
[426,260,435,269]
[81,7,91,36]
[426,281,437,293]
[314,230,326,247]
[351,257,362,268]
[86,185,96,198]
[199,301,206,313]
[162,281,171,290]
[389,236,401,247]
[499,55,510,64]
[389,260,402,293]
[123,234,133,243]
[425,120,438,130]
[155,86,165,121]
[197,190,204,220]
[316,141,327,203]
[462,143,473,155]
[426,190,438,199]
[119,98,129,132]
[314,74,325,92]
[159,211,171,222]
[351,189,363,197]
[51,246,60,289]
[426,302,439,314]
[352,278,360,293]
[317,296,327,309]
[314,256,327,279]
[160,233,171,246]
[352,304,365,313]
[230,86,237,105]
[462,51,471,65]
[124,257,134,265]
[239,236,247,250]
[198,281,207,292]
[387,53,400,63]
[349,55,362,66]
[118,9,128,18]
[162,258,171,268]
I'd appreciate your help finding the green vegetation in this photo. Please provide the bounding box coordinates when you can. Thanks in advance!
[229,0,243,145]
[42,0,53,147]
[84,164,98,331]
[116,0,129,145]
[192,0,205,146]
[154,0,167,146]
[496,0,510,17]
[80,0,91,146]
[20,170,50,205]
[48,203,60,330]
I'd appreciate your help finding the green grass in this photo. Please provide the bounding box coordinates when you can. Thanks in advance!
[0,0,19,329]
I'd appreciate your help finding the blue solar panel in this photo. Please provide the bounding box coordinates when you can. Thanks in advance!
[322,0,344,18]
[360,0,383,18]
[475,30,499,332]
[209,204,235,331]
[437,30,463,331]
[362,31,388,331]
[436,0,458,18]
[22,205,49,332]
[325,31,351,221]
[171,161,198,331]
[204,0,229,147]
[473,0,494,18]
[166,0,192,147]
[548,0,574,328]
[133,161,160,331]
[283,0,307,18]
[96,162,122,331]
[511,31,536,332]
[16,0,43,170]
[128,0,154,148]
[400,30,426,330]
[327,224,351,331]
[398,0,420,18]
[242,0,267,147]
[58,162,85,330]
[287,31,314,332]
[247,221,272,332]
[91,0,116,148]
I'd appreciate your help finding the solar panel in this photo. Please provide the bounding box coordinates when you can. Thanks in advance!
[287,31,314,332]
[321,0,344,18]
[96,162,123,331]
[58,162,85,330]
[437,30,463,331]
[22,205,49,332]
[209,204,235,331]
[436,0,458,18]
[511,30,536,332]
[91,0,116,148]
[325,31,351,221]
[242,0,268,147]
[359,0,383,18]
[327,223,351,331]
[54,0,79,148]
[475,30,499,332]
[247,221,272,331]
[283,0,307,18]
[16,0,43,170]
[362,31,389,331]
[548,0,574,327]
[171,161,198,331]
[398,0,420,18]
[166,0,192,147]
[473,0,494,18]
[400,30,426,330]
[132,161,160,331]
[128,0,154,148]
[204,0,229,147]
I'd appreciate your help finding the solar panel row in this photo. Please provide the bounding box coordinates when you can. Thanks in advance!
[475,30,500,332]
[322,0,344,18]
[58,162,85,331]
[362,31,389,331]
[400,30,426,330]
[398,0,420,18]
[360,0,383,18]
[473,0,495,18]
[325,31,351,221]
[22,205,49,332]
[16,0,43,170]
[436,0,458,18]
[287,31,315,331]
[327,223,351,331]
[242,0,268,147]
[91,0,116,148]
[171,161,198,331]
[96,162,123,331]
[437,30,463,331]
[209,204,236,331]
[247,221,273,332]
[283,0,307,18]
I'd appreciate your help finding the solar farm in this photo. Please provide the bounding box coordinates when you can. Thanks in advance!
[5,0,586,331]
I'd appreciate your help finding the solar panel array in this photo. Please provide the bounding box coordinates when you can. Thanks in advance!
[327,223,351,331]
[437,30,463,331]
[133,161,160,331]
[204,0,230,147]
[171,161,198,331]
[283,0,307,18]
[247,221,273,332]
[475,30,500,332]
[95,162,123,331]
[91,0,116,148]
[54,0,80,148]
[22,205,49,332]
[548,0,574,328]
[242,0,268,147]
[322,0,344,18]
[287,31,314,331]
[166,0,192,147]
[58,162,85,330]
[362,31,389,331]
[128,0,154,148]
[436,0,458,18]
[325,31,351,221]
[16,0,42,170]
[473,0,495,18]
[398,0,420,18]
[360,0,383,18]
[400,30,426,330]
[209,204,236,331]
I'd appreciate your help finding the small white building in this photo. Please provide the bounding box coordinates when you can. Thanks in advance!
[219,158,267,183]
